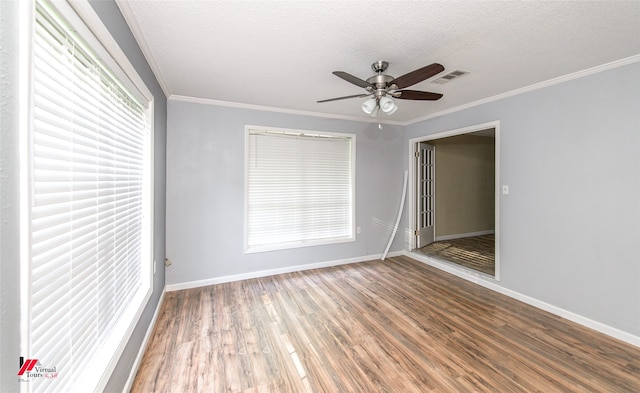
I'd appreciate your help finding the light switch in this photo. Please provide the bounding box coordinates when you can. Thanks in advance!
[502,185,509,195]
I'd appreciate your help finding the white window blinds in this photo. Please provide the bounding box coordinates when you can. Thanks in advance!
[25,2,151,391]
[246,128,355,253]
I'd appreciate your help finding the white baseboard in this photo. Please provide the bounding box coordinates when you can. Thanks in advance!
[405,250,640,348]
[435,229,495,242]
[123,288,166,392]
[166,251,404,292]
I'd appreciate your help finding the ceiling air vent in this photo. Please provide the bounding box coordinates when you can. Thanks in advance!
[432,70,469,84]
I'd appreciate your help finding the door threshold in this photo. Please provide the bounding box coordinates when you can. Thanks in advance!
[410,249,496,279]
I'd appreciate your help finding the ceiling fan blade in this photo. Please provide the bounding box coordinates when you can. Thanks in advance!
[317,93,370,103]
[333,71,373,88]
[395,90,443,100]
[390,63,445,89]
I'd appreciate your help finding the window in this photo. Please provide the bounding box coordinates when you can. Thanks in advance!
[22,1,153,392]
[245,126,355,253]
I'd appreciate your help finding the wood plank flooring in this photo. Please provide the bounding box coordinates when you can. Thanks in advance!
[418,234,495,276]
[131,256,640,392]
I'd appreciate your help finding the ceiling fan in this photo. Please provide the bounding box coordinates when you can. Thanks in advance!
[317,61,445,116]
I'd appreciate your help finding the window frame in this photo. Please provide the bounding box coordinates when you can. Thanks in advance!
[19,1,155,392]
[244,125,356,254]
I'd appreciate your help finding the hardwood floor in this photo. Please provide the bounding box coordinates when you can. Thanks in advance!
[417,234,495,276]
[131,256,640,392]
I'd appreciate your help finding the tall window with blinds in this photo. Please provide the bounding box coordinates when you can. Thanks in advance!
[25,1,152,391]
[245,127,355,253]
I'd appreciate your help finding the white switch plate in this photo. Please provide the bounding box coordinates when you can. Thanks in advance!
[502,185,509,195]
[356,226,361,234]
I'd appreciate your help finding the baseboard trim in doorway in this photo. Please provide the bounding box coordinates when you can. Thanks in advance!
[435,229,495,242]
[406,250,640,348]
[165,251,404,292]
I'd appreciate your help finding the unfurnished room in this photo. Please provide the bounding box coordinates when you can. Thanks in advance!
[1,1,639,392]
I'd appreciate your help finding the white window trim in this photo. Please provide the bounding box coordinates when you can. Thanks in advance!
[244,125,356,254]
[19,1,155,392]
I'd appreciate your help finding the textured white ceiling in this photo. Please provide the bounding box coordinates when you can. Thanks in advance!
[117,0,640,123]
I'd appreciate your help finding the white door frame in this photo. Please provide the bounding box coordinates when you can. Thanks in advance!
[408,120,501,281]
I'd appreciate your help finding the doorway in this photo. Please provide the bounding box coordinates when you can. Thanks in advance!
[409,122,500,279]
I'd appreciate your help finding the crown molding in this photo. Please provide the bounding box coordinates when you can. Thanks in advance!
[170,55,639,127]
[115,0,171,98]
[168,95,405,125]
[404,54,640,125]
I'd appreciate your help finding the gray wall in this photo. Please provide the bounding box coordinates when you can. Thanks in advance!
[405,62,640,337]
[1,1,22,391]
[166,101,405,286]
[87,1,168,391]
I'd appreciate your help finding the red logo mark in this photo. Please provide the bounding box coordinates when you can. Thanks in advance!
[18,359,38,376]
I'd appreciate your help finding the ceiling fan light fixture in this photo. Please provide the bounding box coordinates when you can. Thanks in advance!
[362,98,377,115]
[385,103,398,115]
[379,96,397,114]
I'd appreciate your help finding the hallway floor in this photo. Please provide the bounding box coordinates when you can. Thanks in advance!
[416,234,495,276]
